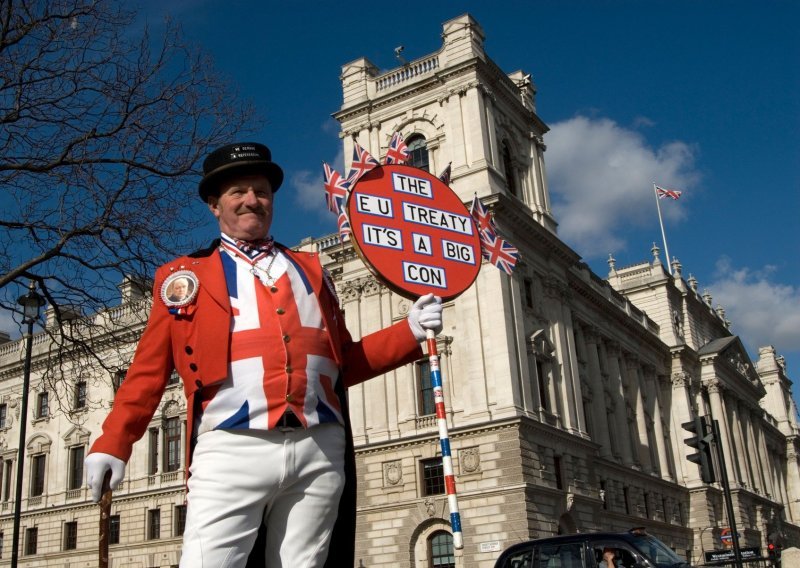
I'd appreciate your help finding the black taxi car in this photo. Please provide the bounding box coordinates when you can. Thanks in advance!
[494,528,691,568]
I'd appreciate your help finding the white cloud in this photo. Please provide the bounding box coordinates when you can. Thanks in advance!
[709,258,800,355]
[545,115,700,257]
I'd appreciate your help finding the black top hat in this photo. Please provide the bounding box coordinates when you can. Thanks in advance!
[198,142,284,201]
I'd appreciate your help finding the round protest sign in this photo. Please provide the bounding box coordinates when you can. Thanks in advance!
[346,164,481,301]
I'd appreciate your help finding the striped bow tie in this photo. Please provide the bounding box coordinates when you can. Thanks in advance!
[234,237,275,256]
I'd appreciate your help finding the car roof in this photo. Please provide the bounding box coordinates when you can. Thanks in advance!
[498,532,640,556]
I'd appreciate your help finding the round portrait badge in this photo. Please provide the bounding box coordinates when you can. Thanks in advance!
[346,164,481,301]
[161,270,200,308]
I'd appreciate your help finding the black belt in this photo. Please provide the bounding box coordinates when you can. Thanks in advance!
[277,411,303,428]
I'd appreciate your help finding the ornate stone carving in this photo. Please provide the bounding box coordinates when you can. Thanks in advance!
[383,460,403,486]
[459,447,480,474]
[424,497,436,517]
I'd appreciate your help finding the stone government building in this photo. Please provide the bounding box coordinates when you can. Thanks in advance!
[0,13,797,568]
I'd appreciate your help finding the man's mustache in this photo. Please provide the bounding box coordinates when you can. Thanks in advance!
[236,206,268,215]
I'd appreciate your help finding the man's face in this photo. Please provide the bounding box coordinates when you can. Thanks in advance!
[172,279,188,299]
[208,174,273,240]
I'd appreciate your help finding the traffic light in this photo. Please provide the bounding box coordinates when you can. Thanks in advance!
[768,532,782,566]
[681,416,715,483]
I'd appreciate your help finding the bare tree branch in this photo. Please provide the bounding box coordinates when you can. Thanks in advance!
[0,0,259,412]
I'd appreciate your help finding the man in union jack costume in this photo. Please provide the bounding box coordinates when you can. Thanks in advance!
[85,142,443,567]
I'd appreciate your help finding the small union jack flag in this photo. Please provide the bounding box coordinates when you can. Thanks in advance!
[384,132,410,165]
[656,185,682,200]
[470,193,520,274]
[470,193,496,236]
[346,141,379,185]
[438,162,452,186]
[336,201,351,242]
[479,230,520,275]
[323,162,350,214]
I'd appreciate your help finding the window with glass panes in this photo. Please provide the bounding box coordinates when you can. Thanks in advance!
[417,359,434,415]
[0,404,7,428]
[64,521,78,550]
[74,381,86,409]
[175,504,187,536]
[2,460,11,501]
[406,136,429,172]
[30,454,46,496]
[25,527,37,555]
[36,392,48,418]
[429,531,455,568]
[109,515,120,545]
[68,446,84,490]
[148,509,161,539]
[148,428,159,475]
[164,417,181,472]
[421,457,445,496]
[0,531,4,559]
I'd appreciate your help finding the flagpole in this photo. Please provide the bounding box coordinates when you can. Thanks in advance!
[653,182,672,275]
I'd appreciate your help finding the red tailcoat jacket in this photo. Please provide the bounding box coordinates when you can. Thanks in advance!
[90,240,422,567]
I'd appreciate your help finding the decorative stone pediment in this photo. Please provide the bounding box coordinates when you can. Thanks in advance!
[528,328,555,358]
[62,425,90,447]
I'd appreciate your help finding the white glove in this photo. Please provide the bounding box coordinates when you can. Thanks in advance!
[85,452,126,503]
[408,293,443,341]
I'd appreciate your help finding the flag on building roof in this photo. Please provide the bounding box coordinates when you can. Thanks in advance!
[656,185,682,200]
[323,162,350,214]
[346,141,379,185]
[385,132,410,165]
[438,162,452,186]
[469,193,520,274]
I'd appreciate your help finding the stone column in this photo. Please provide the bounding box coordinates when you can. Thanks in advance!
[646,371,671,480]
[584,328,612,457]
[727,395,749,486]
[707,382,737,483]
[628,358,653,473]
[607,343,634,465]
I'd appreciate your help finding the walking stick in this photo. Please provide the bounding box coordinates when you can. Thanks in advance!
[427,329,463,549]
[99,470,112,568]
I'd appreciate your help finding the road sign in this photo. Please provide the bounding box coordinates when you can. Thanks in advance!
[346,164,481,301]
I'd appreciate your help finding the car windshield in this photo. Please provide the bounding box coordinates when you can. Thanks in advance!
[630,535,690,568]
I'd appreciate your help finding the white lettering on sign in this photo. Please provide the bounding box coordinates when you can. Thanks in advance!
[362,224,403,250]
[392,172,433,198]
[403,261,447,288]
[442,239,476,265]
[356,194,393,217]
[412,233,433,256]
[402,203,473,235]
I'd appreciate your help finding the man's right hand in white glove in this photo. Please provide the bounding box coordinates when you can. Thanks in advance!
[85,452,126,503]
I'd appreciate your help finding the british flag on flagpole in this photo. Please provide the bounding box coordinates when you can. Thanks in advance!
[470,193,496,235]
[655,185,682,200]
[469,193,520,275]
[346,141,379,185]
[384,132,410,165]
[438,162,452,186]
[322,162,350,214]
[336,201,351,242]
[479,230,520,275]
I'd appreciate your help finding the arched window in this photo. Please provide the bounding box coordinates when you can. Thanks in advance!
[407,135,429,172]
[428,530,455,568]
[502,142,517,197]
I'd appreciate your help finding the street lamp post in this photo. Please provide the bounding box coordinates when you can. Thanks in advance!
[11,281,44,568]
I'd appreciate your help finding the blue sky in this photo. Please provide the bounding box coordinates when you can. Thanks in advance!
[16,1,800,398]
[145,1,797,399]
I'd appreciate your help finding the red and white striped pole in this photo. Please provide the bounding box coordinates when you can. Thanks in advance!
[427,329,463,549]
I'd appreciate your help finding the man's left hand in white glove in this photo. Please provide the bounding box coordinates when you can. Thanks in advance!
[407,293,443,341]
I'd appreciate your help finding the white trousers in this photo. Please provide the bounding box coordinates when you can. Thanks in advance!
[179,424,346,568]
